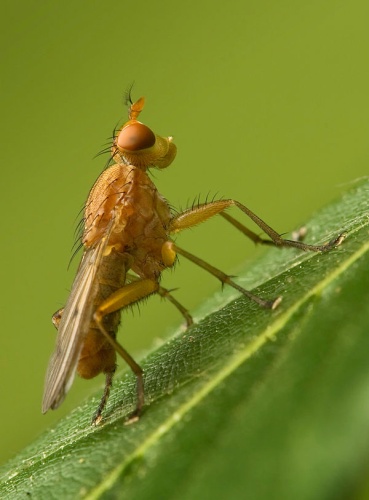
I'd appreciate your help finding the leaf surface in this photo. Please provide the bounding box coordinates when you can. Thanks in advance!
[1,179,369,500]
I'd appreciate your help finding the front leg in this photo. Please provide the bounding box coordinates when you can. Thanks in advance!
[169,199,345,251]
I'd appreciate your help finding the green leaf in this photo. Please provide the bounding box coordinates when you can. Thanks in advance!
[1,179,369,500]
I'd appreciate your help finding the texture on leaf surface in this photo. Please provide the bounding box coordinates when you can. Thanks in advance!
[1,179,369,500]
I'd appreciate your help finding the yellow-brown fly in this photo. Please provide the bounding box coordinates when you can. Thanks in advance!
[42,94,345,425]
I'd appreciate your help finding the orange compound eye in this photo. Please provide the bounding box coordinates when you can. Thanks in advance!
[117,123,156,152]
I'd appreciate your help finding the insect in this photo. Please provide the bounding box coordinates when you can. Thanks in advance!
[42,94,345,425]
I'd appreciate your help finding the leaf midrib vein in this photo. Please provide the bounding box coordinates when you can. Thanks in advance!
[87,234,369,499]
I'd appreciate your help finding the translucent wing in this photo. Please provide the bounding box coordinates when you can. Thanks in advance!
[42,233,110,413]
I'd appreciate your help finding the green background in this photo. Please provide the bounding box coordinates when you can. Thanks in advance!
[1,0,368,466]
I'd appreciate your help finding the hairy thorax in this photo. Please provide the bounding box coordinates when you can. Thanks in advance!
[83,163,172,280]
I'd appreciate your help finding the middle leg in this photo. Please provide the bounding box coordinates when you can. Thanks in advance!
[172,244,281,310]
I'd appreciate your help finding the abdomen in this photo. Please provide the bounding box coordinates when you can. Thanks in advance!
[77,249,128,379]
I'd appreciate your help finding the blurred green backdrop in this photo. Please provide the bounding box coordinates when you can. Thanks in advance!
[1,0,368,465]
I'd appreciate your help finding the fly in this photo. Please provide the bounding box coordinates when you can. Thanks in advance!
[42,94,345,425]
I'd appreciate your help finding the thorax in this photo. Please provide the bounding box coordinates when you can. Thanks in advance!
[83,163,171,279]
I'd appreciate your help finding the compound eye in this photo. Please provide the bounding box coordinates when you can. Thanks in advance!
[117,123,156,151]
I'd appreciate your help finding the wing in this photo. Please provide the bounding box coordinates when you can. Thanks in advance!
[42,233,110,413]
